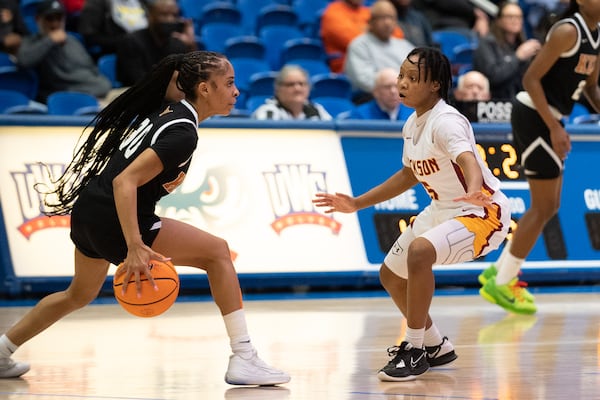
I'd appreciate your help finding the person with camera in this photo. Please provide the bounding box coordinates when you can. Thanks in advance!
[116,0,196,87]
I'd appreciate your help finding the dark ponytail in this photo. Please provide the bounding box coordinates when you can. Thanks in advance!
[38,51,228,216]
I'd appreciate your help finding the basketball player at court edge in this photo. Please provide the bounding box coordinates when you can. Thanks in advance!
[0,51,290,386]
[314,47,511,381]
[480,0,600,315]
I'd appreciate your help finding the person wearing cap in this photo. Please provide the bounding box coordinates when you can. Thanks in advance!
[16,0,111,103]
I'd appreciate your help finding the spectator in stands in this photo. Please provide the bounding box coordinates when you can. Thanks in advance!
[116,0,196,87]
[344,0,414,100]
[16,0,112,103]
[346,67,404,120]
[412,0,490,37]
[389,0,433,47]
[79,0,149,59]
[452,70,491,102]
[320,0,405,73]
[0,0,29,56]
[252,65,332,120]
[473,2,541,99]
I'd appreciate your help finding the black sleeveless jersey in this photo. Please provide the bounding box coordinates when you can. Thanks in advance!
[79,100,199,219]
[541,13,600,115]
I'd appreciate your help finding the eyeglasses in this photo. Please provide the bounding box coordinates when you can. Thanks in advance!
[501,14,523,20]
[279,81,308,88]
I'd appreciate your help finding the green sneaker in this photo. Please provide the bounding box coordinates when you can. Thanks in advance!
[478,264,535,302]
[480,277,537,315]
[478,264,497,285]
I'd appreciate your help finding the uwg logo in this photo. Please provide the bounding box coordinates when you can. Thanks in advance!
[11,162,69,239]
[263,164,340,234]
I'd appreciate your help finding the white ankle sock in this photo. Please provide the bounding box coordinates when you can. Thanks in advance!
[223,309,253,356]
[404,327,425,348]
[496,250,524,285]
[0,335,17,358]
[423,323,443,347]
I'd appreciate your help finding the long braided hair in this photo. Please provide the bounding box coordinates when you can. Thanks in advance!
[405,47,452,102]
[38,51,228,216]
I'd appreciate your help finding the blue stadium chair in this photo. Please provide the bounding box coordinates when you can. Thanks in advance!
[280,37,326,66]
[224,36,266,60]
[46,91,102,116]
[293,0,329,36]
[97,54,121,88]
[20,0,42,33]
[311,96,354,118]
[310,73,352,99]
[258,25,304,69]
[201,22,244,53]
[248,71,278,97]
[230,57,271,94]
[237,0,290,34]
[0,89,47,114]
[245,95,271,113]
[0,68,38,99]
[432,29,476,63]
[0,51,17,72]
[199,2,242,27]
[255,4,299,35]
[180,0,230,21]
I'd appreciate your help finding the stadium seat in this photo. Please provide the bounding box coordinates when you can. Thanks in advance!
[248,71,278,97]
[311,96,354,118]
[46,91,102,116]
[432,29,476,62]
[199,2,242,27]
[0,68,38,99]
[229,57,271,94]
[97,54,121,88]
[280,38,326,66]
[245,95,271,113]
[201,22,244,53]
[224,36,266,60]
[293,0,329,37]
[20,0,42,33]
[0,51,16,72]
[0,89,47,114]
[237,0,290,34]
[310,73,352,99]
[259,25,305,69]
[255,4,299,35]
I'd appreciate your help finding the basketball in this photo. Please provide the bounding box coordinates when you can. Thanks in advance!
[113,259,180,318]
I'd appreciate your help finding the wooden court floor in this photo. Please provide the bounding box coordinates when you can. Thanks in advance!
[0,291,598,400]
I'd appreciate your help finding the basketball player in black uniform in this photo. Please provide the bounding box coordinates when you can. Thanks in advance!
[480,0,600,313]
[0,51,290,386]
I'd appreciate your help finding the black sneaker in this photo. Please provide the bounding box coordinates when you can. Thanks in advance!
[425,336,458,367]
[377,341,429,381]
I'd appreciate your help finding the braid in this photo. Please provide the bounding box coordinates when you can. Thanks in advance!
[406,47,452,102]
[38,51,228,216]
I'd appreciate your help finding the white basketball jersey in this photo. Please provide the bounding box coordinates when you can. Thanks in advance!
[402,99,502,209]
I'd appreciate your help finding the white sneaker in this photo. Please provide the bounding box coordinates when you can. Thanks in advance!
[225,351,290,386]
[0,357,30,378]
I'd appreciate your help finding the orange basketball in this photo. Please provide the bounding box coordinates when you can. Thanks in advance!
[113,259,179,318]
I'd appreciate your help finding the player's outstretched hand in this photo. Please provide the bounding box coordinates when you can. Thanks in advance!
[453,191,493,207]
[313,192,358,214]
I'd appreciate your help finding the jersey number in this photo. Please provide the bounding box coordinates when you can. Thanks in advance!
[119,118,153,159]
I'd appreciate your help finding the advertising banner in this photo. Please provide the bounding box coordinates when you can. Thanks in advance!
[0,127,369,277]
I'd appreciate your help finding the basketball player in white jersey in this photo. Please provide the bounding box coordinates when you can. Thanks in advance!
[313,47,511,381]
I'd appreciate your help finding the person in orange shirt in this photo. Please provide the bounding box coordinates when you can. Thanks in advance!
[320,0,404,73]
